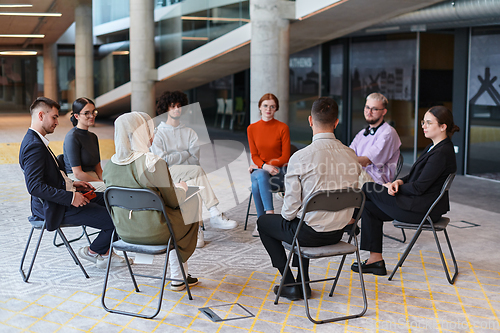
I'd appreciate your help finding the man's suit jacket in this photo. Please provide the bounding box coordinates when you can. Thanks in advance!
[396,137,456,215]
[19,129,73,231]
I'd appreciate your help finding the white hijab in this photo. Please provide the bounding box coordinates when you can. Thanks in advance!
[111,111,161,172]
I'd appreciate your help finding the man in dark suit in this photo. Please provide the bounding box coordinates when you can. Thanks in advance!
[19,97,129,269]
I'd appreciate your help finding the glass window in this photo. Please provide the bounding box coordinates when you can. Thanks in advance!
[350,36,416,161]
[468,28,500,179]
[289,45,320,144]
[0,56,38,112]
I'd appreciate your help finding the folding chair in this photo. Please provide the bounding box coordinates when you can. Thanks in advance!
[275,189,368,324]
[388,173,458,284]
[383,152,407,243]
[20,218,90,282]
[102,187,193,319]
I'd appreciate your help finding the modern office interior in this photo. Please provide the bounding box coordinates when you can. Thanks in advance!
[1,0,500,332]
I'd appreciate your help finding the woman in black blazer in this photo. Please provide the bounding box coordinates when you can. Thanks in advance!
[352,106,460,276]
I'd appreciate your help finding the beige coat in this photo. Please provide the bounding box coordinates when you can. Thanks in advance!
[103,155,199,262]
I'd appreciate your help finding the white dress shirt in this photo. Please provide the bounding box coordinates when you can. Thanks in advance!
[282,132,362,232]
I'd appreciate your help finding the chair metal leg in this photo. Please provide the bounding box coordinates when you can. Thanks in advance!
[53,227,86,247]
[56,228,89,278]
[389,227,423,281]
[276,237,368,324]
[383,228,406,243]
[19,226,43,283]
[329,233,354,296]
[102,236,193,319]
[244,193,253,230]
[433,228,458,284]
[274,240,297,305]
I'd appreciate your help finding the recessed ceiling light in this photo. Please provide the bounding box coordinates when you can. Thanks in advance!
[182,36,209,41]
[0,34,45,38]
[112,51,129,55]
[0,4,33,8]
[0,50,38,56]
[0,12,62,17]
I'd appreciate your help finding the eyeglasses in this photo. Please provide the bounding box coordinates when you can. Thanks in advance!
[261,104,276,110]
[364,105,384,112]
[420,120,435,127]
[81,110,98,117]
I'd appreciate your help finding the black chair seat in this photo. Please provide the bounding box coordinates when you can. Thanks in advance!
[112,240,168,255]
[282,241,357,259]
[393,217,450,231]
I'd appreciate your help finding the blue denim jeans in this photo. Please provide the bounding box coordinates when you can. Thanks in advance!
[250,167,286,217]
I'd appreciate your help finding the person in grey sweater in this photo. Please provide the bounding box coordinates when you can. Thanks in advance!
[151,91,238,248]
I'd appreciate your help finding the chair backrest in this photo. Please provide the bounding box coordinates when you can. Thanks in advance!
[301,188,365,222]
[423,172,456,220]
[104,187,167,215]
[56,154,65,172]
[216,98,225,114]
[225,99,233,115]
[440,172,456,194]
[392,153,404,182]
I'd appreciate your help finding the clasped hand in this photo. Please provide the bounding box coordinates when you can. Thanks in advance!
[383,179,403,196]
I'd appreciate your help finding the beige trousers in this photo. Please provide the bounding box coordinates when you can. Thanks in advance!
[169,165,219,210]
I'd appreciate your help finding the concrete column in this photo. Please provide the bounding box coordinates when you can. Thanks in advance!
[43,43,58,102]
[250,0,290,124]
[75,0,94,99]
[130,0,155,116]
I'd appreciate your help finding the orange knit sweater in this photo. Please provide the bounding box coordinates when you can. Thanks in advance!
[247,118,290,168]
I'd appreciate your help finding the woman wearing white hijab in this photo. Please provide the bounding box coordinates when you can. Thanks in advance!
[103,112,200,291]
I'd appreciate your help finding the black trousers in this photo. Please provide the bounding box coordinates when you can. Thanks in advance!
[258,214,343,276]
[360,182,442,253]
[62,192,115,254]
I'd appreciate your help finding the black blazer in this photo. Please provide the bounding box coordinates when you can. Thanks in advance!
[19,129,73,231]
[396,137,456,215]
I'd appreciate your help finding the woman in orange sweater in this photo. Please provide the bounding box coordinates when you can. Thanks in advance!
[247,93,290,236]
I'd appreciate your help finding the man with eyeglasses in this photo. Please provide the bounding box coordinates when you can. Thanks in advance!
[349,93,401,185]
[151,91,238,249]
[19,97,129,269]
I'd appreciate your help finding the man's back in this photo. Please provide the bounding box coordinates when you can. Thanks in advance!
[282,133,362,232]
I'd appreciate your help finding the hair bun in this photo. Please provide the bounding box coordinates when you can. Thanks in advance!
[451,124,460,134]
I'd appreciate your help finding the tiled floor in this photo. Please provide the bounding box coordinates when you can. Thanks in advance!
[1,114,500,332]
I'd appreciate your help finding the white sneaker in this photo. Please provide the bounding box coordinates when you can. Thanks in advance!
[196,227,205,248]
[96,251,132,269]
[78,246,100,264]
[210,213,237,229]
[252,224,259,237]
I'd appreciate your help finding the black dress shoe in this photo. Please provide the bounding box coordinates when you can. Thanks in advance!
[342,223,360,236]
[273,285,302,301]
[351,259,387,276]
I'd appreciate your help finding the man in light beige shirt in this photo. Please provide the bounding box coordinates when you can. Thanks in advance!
[257,97,362,301]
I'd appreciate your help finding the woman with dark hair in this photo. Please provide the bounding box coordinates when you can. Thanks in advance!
[63,97,105,191]
[351,106,460,276]
[247,93,290,236]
